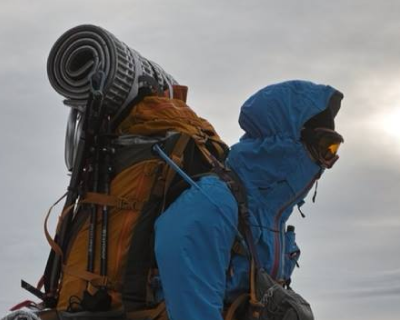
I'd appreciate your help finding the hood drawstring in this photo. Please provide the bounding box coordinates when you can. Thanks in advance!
[297,200,306,218]
[297,173,321,217]
[312,180,319,203]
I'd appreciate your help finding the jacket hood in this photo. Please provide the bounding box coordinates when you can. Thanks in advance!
[227,80,343,193]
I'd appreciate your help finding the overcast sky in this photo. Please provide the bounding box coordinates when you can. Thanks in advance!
[1,1,400,319]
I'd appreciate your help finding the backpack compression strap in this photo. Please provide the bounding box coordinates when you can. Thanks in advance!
[51,134,192,308]
[211,162,260,264]
[79,193,146,211]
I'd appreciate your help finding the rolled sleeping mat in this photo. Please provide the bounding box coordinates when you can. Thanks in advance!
[47,24,178,170]
[47,24,178,116]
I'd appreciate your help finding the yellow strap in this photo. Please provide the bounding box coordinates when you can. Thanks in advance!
[224,293,249,320]
[126,302,166,320]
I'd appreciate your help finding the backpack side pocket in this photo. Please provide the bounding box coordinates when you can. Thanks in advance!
[283,225,300,282]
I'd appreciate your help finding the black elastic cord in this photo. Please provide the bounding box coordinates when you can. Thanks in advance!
[110,87,153,131]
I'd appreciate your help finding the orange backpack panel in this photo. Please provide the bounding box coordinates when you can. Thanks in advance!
[54,87,228,312]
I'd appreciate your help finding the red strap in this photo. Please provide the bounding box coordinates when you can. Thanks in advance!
[9,300,39,311]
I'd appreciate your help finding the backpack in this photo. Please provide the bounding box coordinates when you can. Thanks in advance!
[19,85,313,320]
[26,85,229,315]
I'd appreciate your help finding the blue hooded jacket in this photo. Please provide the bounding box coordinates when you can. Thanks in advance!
[225,80,340,300]
[155,80,342,320]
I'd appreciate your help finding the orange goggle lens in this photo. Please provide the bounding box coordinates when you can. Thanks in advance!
[326,142,341,158]
[318,136,342,161]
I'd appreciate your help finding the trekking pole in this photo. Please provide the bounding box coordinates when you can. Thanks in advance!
[152,144,200,190]
[42,88,100,306]
[78,70,106,277]
[100,115,113,280]
[152,143,245,242]
[83,114,113,311]
[77,72,114,311]
[86,71,106,277]
[82,113,113,312]
[41,70,106,308]
[87,141,101,273]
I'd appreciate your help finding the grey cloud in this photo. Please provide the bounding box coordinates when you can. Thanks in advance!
[320,269,400,299]
[2,1,400,319]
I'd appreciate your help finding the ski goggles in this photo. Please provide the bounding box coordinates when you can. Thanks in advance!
[302,128,344,169]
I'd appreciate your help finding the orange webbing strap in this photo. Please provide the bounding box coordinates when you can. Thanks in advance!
[163,134,191,194]
[249,259,260,306]
[197,144,214,164]
[62,265,122,291]
[80,192,146,211]
[154,133,191,210]
[210,139,227,158]
[192,133,219,166]
[126,302,167,320]
[142,134,191,306]
[44,192,69,259]
[224,293,249,320]
[231,239,248,256]
[37,275,45,291]
[163,85,188,102]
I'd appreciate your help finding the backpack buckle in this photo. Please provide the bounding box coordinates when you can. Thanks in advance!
[117,198,142,211]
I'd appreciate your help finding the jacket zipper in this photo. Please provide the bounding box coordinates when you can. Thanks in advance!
[270,175,318,279]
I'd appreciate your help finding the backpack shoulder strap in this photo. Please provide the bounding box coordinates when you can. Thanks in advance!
[213,162,263,311]
[212,163,260,262]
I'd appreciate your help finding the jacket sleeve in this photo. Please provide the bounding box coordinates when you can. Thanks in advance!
[155,175,238,320]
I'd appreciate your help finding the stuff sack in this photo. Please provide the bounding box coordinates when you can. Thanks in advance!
[224,265,314,320]
[248,268,314,320]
